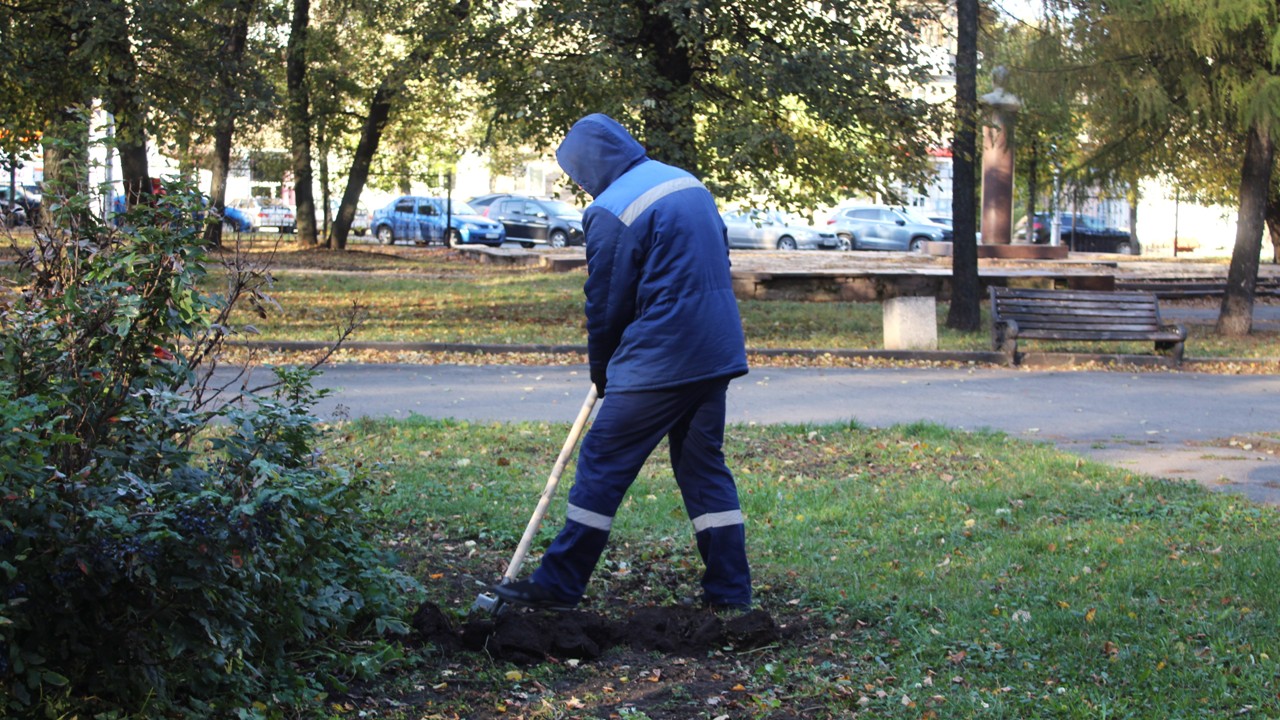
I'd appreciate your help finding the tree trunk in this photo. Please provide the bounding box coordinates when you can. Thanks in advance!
[115,140,151,207]
[946,0,981,332]
[1126,182,1140,249]
[288,0,317,245]
[100,0,151,206]
[202,0,253,249]
[205,119,234,248]
[1025,138,1037,229]
[637,2,698,173]
[330,81,400,249]
[1217,121,1272,336]
[318,127,332,243]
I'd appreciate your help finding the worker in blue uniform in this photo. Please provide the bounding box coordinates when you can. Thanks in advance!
[491,113,753,612]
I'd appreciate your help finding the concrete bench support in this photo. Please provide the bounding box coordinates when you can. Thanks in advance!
[883,295,938,350]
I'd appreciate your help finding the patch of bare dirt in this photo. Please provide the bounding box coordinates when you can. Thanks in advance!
[414,604,780,665]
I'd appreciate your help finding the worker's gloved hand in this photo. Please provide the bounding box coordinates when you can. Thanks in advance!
[590,368,607,398]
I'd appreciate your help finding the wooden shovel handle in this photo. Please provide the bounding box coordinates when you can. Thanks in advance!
[501,384,599,583]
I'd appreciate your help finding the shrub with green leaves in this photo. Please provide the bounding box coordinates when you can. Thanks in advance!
[0,183,419,717]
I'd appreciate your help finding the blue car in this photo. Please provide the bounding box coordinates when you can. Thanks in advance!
[219,204,253,232]
[369,196,506,247]
[110,192,253,233]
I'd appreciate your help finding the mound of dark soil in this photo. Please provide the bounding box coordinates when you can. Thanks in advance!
[411,601,779,665]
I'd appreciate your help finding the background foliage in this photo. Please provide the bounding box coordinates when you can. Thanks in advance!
[0,183,419,716]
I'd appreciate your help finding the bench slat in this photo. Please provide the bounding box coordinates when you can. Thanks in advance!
[993,288,1156,302]
[1015,329,1185,341]
[1016,322,1165,333]
[1000,309,1159,322]
[998,299,1157,312]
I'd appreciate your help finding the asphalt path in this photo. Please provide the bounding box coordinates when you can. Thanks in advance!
[222,363,1280,505]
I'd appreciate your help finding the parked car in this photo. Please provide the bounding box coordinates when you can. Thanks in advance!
[467,194,584,248]
[721,209,845,250]
[228,197,296,233]
[0,200,27,227]
[369,196,506,247]
[826,205,950,252]
[926,214,982,242]
[219,204,253,232]
[329,200,370,236]
[0,185,39,225]
[1014,212,1139,254]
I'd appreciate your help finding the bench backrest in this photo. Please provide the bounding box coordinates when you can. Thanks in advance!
[990,286,1166,337]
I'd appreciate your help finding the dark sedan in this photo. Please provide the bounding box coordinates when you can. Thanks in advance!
[0,185,39,226]
[467,194,584,248]
[1016,213,1138,254]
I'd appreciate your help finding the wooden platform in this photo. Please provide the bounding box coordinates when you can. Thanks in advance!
[924,241,1071,260]
[461,245,1278,303]
[730,267,1116,301]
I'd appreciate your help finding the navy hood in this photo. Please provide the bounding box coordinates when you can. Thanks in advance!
[555,114,649,197]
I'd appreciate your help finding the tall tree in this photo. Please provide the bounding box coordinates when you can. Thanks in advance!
[201,0,261,248]
[319,0,477,249]
[480,0,940,210]
[1220,122,1274,335]
[3,0,281,219]
[97,0,153,205]
[287,0,318,245]
[946,0,981,331]
[1,0,97,208]
[1054,0,1280,335]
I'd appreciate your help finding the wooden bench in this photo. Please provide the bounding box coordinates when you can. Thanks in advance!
[990,286,1187,365]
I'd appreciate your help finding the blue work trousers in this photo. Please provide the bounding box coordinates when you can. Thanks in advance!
[531,377,751,606]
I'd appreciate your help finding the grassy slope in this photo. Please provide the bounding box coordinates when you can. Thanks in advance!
[338,417,1280,718]
[209,247,1279,360]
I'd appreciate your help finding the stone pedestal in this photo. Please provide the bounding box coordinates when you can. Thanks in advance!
[979,67,1021,246]
[981,109,1016,244]
[883,296,938,351]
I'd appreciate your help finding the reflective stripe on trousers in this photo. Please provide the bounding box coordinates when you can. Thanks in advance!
[531,377,751,606]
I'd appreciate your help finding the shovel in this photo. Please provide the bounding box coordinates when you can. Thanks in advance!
[470,384,599,617]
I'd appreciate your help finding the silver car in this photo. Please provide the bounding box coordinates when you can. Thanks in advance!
[827,205,951,252]
[721,209,846,250]
[228,197,297,233]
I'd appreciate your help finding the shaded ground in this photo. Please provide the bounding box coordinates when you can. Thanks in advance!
[413,602,780,665]
[340,577,851,719]
[329,523,873,719]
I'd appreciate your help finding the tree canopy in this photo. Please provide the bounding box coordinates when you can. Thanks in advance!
[1062,0,1279,333]
[475,0,946,210]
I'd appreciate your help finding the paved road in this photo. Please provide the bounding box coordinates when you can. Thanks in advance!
[230,363,1280,505]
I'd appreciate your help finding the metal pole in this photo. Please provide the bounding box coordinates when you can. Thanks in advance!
[445,170,452,245]
[1173,188,1181,257]
[1050,158,1061,247]
[7,155,16,227]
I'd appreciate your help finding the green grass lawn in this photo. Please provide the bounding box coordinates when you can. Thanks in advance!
[5,240,1276,359]
[339,417,1280,718]
[207,253,1278,360]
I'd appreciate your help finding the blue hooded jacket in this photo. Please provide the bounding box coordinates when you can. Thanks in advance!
[555,114,748,393]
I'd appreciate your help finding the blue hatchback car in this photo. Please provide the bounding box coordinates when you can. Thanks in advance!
[369,196,506,247]
[220,204,253,232]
